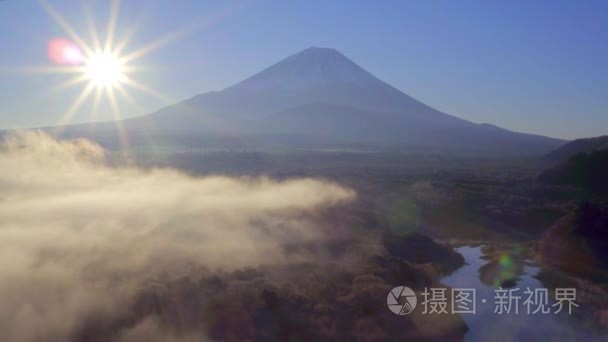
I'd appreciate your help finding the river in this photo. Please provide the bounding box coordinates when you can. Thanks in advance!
[441,245,603,341]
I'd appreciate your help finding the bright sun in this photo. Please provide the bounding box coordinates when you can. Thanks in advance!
[38,0,184,145]
[85,53,125,88]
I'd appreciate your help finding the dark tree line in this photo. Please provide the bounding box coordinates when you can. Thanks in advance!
[539,150,608,197]
[574,200,608,263]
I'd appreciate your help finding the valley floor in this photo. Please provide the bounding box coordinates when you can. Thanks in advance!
[110,148,608,340]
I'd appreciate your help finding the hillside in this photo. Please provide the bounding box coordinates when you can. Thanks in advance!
[539,150,608,197]
[544,135,608,162]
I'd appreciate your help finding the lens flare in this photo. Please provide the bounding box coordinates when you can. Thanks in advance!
[47,38,84,65]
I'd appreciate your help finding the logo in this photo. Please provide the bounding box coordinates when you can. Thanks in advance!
[387,286,417,315]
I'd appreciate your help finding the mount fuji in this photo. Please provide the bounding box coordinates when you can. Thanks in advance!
[63,47,564,155]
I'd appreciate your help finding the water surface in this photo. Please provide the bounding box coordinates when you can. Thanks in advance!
[442,246,602,341]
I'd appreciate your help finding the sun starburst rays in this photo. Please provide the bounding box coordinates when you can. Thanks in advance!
[39,0,94,57]
[50,74,89,94]
[89,87,103,125]
[14,1,243,152]
[54,81,95,130]
[104,0,121,54]
[84,4,102,53]
[33,0,173,152]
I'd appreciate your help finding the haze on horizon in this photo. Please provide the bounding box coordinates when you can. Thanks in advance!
[0,0,607,140]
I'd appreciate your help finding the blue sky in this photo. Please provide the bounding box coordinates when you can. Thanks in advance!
[0,0,606,139]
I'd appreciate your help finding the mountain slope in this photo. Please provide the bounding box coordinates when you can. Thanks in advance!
[544,135,608,162]
[68,47,563,155]
[145,47,469,126]
[539,150,608,197]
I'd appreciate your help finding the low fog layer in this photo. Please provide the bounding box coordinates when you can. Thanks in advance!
[0,131,355,341]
